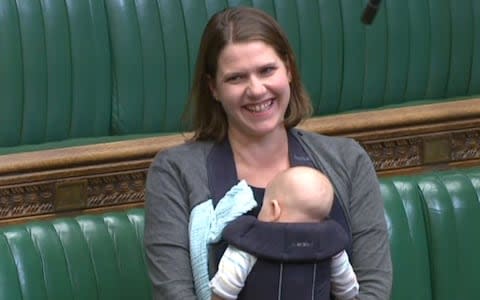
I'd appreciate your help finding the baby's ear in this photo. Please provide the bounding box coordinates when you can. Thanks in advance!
[270,199,282,222]
[258,199,282,222]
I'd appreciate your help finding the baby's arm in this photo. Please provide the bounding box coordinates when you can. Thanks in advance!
[210,246,257,300]
[211,294,223,300]
[331,250,359,300]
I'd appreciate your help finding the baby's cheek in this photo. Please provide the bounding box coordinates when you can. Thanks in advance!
[257,208,268,221]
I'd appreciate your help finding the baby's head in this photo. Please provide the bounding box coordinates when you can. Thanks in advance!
[258,166,334,223]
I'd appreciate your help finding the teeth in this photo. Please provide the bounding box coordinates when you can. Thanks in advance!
[246,100,272,112]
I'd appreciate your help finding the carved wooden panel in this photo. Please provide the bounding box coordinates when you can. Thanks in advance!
[451,130,480,161]
[0,169,147,224]
[362,138,422,171]
[0,183,55,219]
[87,172,146,207]
[360,129,480,174]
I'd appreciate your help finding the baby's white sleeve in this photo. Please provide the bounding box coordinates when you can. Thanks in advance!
[330,250,359,300]
[210,246,257,300]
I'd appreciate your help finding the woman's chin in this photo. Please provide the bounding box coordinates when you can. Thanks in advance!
[248,123,285,138]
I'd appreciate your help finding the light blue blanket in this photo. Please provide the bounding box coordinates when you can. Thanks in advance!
[189,180,257,300]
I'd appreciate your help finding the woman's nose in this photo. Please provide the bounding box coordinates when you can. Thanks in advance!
[246,76,266,98]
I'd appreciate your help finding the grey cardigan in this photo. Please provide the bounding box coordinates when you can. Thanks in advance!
[144,128,392,300]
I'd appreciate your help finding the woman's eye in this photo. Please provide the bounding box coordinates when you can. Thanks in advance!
[226,75,244,83]
[261,66,276,75]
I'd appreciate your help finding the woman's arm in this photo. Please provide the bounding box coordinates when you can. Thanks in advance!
[348,144,393,300]
[294,131,392,299]
[144,154,197,300]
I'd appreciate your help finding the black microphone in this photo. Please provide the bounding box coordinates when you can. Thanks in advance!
[361,0,381,25]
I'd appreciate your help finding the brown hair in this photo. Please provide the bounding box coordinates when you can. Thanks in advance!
[184,6,312,142]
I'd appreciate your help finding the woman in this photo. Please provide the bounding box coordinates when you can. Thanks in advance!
[144,6,392,300]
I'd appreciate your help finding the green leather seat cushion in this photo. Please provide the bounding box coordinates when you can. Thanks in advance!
[0,209,151,300]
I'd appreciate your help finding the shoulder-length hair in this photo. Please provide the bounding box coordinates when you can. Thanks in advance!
[184,6,312,142]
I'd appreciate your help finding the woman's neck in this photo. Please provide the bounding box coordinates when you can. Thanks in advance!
[228,128,290,187]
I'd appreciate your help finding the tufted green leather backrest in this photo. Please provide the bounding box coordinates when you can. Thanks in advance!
[0,0,112,147]
[416,168,480,300]
[107,0,480,135]
[1,0,480,146]
[0,209,151,300]
[380,166,480,300]
[381,178,432,300]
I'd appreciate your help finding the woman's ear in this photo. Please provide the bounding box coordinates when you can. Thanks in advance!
[285,60,292,83]
[207,74,219,101]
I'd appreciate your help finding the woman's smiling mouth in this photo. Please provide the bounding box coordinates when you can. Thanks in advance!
[244,99,274,113]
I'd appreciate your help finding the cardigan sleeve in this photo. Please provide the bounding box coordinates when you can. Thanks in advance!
[144,153,198,300]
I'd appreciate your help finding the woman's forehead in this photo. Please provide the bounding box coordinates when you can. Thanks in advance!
[216,41,282,74]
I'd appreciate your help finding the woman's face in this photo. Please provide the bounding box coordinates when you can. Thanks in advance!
[209,41,291,139]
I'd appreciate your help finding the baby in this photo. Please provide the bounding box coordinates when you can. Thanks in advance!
[211,166,359,300]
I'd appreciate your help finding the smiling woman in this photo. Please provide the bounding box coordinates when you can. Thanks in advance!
[144,6,392,300]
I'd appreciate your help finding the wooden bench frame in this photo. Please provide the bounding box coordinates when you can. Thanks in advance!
[1,98,480,224]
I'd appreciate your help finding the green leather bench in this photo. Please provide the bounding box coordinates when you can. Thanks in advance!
[2,166,480,300]
[1,0,479,152]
